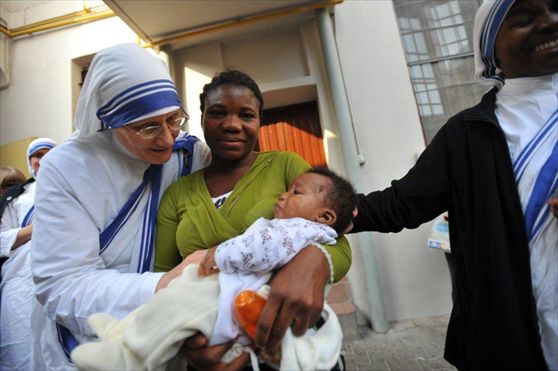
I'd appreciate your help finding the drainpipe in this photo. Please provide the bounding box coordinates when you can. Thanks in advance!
[317,8,389,333]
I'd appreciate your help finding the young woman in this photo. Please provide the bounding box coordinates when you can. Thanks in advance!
[154,70,351,370]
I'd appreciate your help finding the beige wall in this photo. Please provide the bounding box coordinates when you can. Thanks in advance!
[0,17,138,146]
[335,0,452,321]
[0,137,36,177]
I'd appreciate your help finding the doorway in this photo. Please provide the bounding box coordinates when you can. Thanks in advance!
[258,101,326,167]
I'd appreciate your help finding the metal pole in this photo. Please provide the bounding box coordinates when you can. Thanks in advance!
[317,7,389,333]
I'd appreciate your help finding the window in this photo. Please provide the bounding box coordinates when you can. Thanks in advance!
[393,0,486,143]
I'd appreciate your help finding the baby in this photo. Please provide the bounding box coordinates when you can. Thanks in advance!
[71,167,357,371]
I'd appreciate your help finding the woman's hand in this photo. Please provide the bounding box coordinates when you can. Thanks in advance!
[184,249,210,265]
[254,246,330,353]
[12,224,32,251]
[180,333,249,371]
[157,248,220,291]
[155,258,190,292]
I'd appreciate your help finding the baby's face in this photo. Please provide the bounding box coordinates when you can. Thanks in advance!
[274,173,330,221]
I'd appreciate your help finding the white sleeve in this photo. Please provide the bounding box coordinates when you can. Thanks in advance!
[215,218,337,274]
[191,140,211,172]
[31,161,163,338]
[0,204,20,257]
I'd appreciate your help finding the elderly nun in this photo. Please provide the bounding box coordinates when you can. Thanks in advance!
[1,138,56,370]
[351,0,557,370]
[29,44,210,370]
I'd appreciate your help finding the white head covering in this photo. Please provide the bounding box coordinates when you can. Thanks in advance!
[473,0,517,87]
[27,137,57,178]
[75,43,181,138]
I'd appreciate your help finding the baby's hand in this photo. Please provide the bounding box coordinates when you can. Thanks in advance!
[197,247,219,277]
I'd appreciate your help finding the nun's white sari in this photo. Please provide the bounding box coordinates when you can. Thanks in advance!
[496,74,558,371]
[1,138,56,371]
[30,44,210,370]
[474,1,558,368]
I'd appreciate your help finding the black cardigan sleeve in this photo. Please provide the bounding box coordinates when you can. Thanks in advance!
[352,123,452,233]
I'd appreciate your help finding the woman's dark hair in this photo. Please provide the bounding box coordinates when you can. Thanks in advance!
[308,167,358,234]
[199,69,264,118]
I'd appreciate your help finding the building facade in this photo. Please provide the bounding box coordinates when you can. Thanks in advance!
[1,0,485,329]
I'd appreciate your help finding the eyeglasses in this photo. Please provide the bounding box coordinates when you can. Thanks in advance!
[126,109,189,140]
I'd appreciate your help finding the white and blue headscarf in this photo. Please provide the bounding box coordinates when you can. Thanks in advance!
[473,0,516,87]
[75,43,180,138]
[26,137,57,178]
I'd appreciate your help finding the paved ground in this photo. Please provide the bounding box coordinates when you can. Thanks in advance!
[341,315,457,371]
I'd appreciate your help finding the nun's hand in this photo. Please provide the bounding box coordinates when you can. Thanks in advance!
[254,246,329,353]
[179,333,249,371]
[155,258,190,292]
[156,250,211,292]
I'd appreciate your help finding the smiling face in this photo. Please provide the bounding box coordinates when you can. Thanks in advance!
[495,0,558,78]
[114,109,181,164]
[274,172,336,226]
[202,85,260,164]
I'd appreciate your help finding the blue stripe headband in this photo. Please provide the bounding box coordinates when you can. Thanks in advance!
[96,79,180,130]
[27,142,56,157]
[479,0,516,84]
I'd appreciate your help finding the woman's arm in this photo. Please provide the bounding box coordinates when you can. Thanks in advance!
[11,224,32,250]
[325,235,351,283]
[353,125,451,233]
[1,204,29,256]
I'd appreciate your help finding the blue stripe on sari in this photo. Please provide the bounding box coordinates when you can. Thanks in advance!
[56,323,79,359]
[21,205,34,227]
[27,143,55,157]
[523,142,558,242]
[99,167,155,253]
[98,91,180,129]
[479,0,515,82]
[98,84,176,119]
[514,110,558,182]
[97,79,174,116]
[137,165,162,273]
[98,83,176,120]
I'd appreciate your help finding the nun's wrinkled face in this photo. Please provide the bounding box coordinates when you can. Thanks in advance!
[114,109,182,164]
[495,0,558,78]
[29,148,51,174]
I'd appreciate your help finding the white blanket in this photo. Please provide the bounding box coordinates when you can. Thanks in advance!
[71,264,343,371]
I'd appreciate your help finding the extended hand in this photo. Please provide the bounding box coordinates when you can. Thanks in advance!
[254,246,330,353]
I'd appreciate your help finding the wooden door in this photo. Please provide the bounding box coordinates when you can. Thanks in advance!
[258,101,326,167]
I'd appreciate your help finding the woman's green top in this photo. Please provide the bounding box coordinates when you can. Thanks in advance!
[154,151,351,282]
